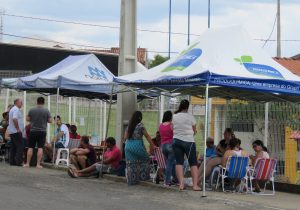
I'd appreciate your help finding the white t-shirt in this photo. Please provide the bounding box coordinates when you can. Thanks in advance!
[173,112,196,142]
[56,124,70,148]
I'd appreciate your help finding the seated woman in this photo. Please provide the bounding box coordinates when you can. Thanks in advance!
[221,138,248,167]
[68,137,121,178]
[70,136,96,170]
[69,125,81,139]
[249,140,270,192]
[250,140,269,166]
[198,128,234,188]
[148,131,161,156]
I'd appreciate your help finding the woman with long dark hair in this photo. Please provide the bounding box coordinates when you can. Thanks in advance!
[172,100,200,191]
[250,140,269,166]
[159,110,176,186]
[124,111,157,185]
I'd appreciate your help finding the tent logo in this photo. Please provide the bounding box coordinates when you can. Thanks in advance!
[234,55,284,79]
[162,46,202,72]
[86,66,108,81]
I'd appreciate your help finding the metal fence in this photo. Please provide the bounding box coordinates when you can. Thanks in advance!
[1,88,299,184]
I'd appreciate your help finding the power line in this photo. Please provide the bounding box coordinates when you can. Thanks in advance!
[262,14,277,48]
[4,13,300,42]
[0,32,179,54]
[3,13,201,37]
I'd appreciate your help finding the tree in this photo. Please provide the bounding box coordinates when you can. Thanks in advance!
[148,54,169,68]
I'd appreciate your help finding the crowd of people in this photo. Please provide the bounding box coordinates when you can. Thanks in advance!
[0,96,271,193]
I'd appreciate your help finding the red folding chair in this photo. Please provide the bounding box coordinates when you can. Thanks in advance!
[152,147,166,183]
[249,158,277,195]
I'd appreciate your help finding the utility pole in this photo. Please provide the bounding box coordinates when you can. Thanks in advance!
[168,0,172,58]
[277,0,281,57]
[208,0,211,28]
[0,9,4,42]
[116,0,137,143]
[187,0,191,45]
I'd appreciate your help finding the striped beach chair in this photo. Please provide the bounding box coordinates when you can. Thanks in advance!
[216,156,249,192]
[249,158,277,195]
[152,147,166,183]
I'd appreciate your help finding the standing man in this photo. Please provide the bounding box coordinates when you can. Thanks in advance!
[24,97,52,168]
[8,98,24,166]
[45,115,69,161]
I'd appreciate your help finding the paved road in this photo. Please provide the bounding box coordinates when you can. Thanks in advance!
[0,164,298,210]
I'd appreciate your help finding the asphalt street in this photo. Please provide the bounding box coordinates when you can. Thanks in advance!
[0,164,298,210]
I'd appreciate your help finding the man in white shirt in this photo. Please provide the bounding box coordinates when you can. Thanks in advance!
[8,98,24,166]
[45,115,69,161]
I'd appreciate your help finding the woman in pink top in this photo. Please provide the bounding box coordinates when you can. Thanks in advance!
[159,111,177,185]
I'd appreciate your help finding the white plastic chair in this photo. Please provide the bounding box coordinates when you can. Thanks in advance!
[55,148,69,166]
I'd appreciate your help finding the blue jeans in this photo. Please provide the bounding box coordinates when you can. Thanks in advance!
[161,143,176,184]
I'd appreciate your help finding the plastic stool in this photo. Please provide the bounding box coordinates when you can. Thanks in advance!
[55,148,69,166]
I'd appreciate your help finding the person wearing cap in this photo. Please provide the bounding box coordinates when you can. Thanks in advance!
[44,115,69,161]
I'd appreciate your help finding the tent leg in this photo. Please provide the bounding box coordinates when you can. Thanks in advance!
[47,95,51,143]
[202,84,209,197]
[23,91,27,124]
[264,102,269,147]
[100,101,103,140]
[103,102,107,139]
[159,95,165,123]
[105,85,114,139]
[53,88,60,165]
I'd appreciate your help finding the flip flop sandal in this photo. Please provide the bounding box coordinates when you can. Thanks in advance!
[67,168,78,178]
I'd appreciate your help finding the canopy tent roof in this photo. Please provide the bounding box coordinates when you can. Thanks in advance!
[2,54,115,99]
[115,27,300,102]
[1,54,152,100]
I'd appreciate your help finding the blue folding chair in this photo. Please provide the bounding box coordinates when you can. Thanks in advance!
[216,156,249,192]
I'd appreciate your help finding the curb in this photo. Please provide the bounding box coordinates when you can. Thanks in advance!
[103,174,179,192]
[41,162,68,171]
[41,162,179,192]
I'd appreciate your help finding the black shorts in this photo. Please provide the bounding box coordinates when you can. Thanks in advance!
[28,131,46,148]
[173,138,197,166]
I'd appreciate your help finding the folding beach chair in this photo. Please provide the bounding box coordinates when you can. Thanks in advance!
[216,156,249,192]
[248,158,277,195]
[152,147,166,183]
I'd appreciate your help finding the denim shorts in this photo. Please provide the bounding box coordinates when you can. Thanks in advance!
[172,138,197,166]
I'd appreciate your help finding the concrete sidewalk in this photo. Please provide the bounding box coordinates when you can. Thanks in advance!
[40,163,299,210]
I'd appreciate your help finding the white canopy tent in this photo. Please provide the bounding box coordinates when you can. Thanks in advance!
[115,26,300,196]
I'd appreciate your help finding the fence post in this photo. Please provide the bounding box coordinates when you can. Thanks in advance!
[4,88,9,111]
[68,97,72,124]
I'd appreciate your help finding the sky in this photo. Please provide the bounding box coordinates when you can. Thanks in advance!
[0,0,300,59]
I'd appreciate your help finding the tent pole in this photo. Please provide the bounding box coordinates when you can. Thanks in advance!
[100,100,103,140]
[4,88,9,111]
[47,95,51,143]
[202,84,209,197]
[264,102,269,147]
[53,88,60,165]
[105,85,114,139]
[160,95,165,123]
[103,102,107,140]
[86,99,91,135]
[68,97,72,124]
[23,91,27,125]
